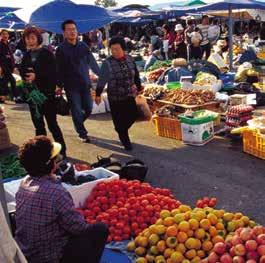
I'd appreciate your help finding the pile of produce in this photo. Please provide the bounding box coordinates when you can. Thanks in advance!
[147,68,166,82]
[143,85,168,101]
[147,60,172,72]
[0,106,6,129]
[128,205,257,263]
[203,226,265,263]
[77,179,182,242]
[156,105,180,119]
[226,105,254,129]
[164,89,215,105]
[0,154,27,180]
[194,72,218,86]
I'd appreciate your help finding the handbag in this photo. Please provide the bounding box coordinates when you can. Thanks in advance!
[135,95,152,122]
[56,95,70,116]
[120,159,148,182]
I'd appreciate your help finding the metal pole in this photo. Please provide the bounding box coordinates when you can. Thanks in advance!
[229,4,234,71]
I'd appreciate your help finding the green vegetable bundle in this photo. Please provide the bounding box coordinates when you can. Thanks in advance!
[18,82,47,119]
[0,154,26,180]
[147,60,172,72]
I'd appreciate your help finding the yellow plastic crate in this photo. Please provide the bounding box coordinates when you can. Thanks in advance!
[152,115,182,140]
[243,129,265,160]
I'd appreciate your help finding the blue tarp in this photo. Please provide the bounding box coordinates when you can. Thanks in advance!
[28,0,121,33]
[150,0,205,11]
[0,7,19,16]
[114,17,154,25]
[0,13,26,30]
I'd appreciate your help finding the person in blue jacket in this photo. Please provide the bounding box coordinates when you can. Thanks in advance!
[56,20,100,143]
[144,50,162,71]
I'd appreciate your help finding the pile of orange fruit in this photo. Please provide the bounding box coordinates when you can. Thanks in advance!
[127,205,256,263]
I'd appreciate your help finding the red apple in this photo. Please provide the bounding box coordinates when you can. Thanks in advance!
[230,247,236,257]
[246,260,256,263]
[258,245,265,256]
[232,236,243,246]
[208,252,220,263]
[253,226,264,237]
[220,253,233,263]
[232,256,245,263]
[235,228,244,235]
[245,240,258,251]
[260,255,265,263]
[234,244,247,256]
[214,242,227,255]
[247,251,258,261]
[257,234,265,245]
[240,229,253,241]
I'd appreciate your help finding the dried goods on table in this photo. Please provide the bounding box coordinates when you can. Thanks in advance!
[143,85,168,101]
[163,89,215,105]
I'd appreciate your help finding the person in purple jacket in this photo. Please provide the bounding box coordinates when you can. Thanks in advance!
[15,136,108,263]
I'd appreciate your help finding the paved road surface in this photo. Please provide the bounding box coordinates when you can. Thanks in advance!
[2,102,265,224]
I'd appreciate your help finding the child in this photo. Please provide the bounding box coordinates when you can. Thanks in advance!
[0,64,8,103]
[189,28,203,60]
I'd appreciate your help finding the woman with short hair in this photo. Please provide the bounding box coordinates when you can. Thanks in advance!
[95,36,142,151]
[20,27,66,157]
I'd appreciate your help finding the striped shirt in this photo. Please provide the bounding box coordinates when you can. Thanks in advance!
[198,24,210,46]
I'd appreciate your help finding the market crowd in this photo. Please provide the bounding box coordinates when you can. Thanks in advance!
[0,16,265,263]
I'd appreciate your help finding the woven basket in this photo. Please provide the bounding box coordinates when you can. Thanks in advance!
[152,114,182,140]
[0,127,11,150]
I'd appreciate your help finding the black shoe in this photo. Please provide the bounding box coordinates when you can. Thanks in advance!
[124,143,133,151]
[79,136,91,143]
[119,132,133,151]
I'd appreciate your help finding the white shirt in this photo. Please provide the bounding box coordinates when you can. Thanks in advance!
[190,32,202,45]
[41,32,50,46]
[208,25,220,40]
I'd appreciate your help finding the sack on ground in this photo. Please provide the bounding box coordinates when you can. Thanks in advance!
[135,95,152,121]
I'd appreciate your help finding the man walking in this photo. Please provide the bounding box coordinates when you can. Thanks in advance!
[0,30,20,102]
[56,20,100,143]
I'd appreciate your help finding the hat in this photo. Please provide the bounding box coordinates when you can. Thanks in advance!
[172,58,187,67]
[175,24,184,32]
[50,142,62,159]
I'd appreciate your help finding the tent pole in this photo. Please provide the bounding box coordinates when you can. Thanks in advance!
[229,4,234,71]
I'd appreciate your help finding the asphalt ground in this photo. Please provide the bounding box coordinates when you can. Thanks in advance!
[1,101,265,224]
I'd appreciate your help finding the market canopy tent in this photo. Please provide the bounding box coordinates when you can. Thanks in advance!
[0,6,19,16]
[150,0,206,11]
[15,0,121,33]
[0,13,26,30]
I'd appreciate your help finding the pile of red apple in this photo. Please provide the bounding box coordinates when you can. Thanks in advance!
[77,179,181,242]
[196,196,217,208]
[203,226,265,263]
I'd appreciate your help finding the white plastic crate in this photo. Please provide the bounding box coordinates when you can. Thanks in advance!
[4,168,119,208]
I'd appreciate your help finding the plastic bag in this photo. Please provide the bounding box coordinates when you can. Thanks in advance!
[135,95,152,121]
[56,95,70,116]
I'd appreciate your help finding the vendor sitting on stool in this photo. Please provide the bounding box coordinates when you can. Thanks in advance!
[144,50,162,71]
[15,136,109,263]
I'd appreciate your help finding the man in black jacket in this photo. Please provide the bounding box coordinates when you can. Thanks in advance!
[20,27,66,157]
[0,30,20,102]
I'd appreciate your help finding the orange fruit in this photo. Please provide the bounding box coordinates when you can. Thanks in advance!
[157,240,166,253]
[185,238,197,250]
[178,221,190,232]
[191,256,201,263]
[177,231,188,243]
[215,222,224,230]
[187,230,194,237]
[179,205,191,213]
[200,219,211,230]
[170,251,184,263]
[209,226,217,237]
[164,248,175,259]
[194,228,206,240]
[207,214,218,225]
[196,211,206,221]
[185,249,197,260]
[176,243,187,254]
[166,225,178,237]
[189,219,199,230]
[202,241,213,252]
[234,212,243,219]
[195,239,202,250]
[184,212,191,221]
[164,217,175,227]
[212,235,224,244]
[197,250,206,258]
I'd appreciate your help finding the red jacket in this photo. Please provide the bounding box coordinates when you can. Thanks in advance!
[164,32,175,50]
